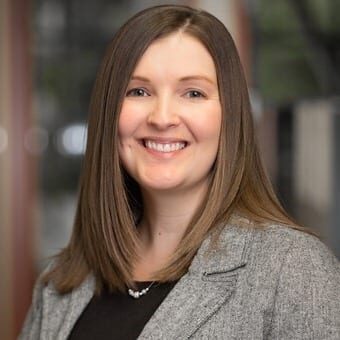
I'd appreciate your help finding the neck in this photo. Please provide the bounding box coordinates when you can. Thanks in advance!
[138,183,208,252]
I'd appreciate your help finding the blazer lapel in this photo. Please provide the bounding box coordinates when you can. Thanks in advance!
[41,275,95,340]
[138,224,254,339]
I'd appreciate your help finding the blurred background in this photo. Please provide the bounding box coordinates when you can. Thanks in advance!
[1,0,339,338]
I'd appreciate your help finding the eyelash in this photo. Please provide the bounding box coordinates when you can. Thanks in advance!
[185,90,206,99]
[126,88,149,97]
[126,88,206,99]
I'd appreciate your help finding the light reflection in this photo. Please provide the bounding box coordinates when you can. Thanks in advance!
[37,1,66,32]
[56,123,87,156]
[249,88,263,122]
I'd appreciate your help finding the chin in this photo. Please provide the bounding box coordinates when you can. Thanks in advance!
[138,175,185,192]
[142,181,183,192]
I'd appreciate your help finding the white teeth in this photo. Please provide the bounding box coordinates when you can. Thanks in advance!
[144,140,186,152]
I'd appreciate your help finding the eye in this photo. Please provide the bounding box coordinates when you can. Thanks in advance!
[126,88,149,97]
[185,90,206,99]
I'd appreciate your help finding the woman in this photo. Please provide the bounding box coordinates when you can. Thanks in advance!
[20,5,339,339]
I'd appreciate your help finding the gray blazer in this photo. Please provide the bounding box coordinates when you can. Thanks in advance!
[19,223,340,339]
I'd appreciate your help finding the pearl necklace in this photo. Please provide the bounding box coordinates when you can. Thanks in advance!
[128,281,156,299]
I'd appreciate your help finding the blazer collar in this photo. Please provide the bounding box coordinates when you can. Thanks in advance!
[188,223,254,275]
[137,223,255,339]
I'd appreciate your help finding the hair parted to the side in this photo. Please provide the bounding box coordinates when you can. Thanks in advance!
[42,4,315,294]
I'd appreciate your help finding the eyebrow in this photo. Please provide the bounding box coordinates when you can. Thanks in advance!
[130,75,216,85]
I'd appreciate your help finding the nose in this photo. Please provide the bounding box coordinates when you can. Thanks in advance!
[147,95,180,130]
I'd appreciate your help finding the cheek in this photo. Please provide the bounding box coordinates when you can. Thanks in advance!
[191,104,221,141]
[118,102,143,140]
[118,112,133,140]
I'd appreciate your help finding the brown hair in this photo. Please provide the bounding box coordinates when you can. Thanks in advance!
[42,5,314,294]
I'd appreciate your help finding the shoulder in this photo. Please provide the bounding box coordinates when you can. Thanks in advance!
[217,220,340,290]
[211,220,339,277]
[248,225,340,338]
[252,224,339,272]
[247,224,340,303]
[223,217,339,269]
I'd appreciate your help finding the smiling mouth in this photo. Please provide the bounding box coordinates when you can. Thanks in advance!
[142,139,187,153]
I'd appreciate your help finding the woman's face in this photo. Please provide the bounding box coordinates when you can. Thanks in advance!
[118,32,221,194]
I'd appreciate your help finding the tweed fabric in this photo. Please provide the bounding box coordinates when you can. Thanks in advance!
[19,223,340,339]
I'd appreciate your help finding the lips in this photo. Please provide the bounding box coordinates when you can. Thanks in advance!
[141,138,188,153]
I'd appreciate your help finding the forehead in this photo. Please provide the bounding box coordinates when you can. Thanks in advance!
[131,32,217,81]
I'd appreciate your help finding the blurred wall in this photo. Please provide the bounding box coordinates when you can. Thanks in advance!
[293,99,340,254]
[0,0,36,338]
[0,0,13,338]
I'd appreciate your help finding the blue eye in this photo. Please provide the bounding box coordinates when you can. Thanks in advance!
[126,88,149,97]
[186,90,205,98]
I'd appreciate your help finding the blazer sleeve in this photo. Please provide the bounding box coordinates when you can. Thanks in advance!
[268,234,340,340]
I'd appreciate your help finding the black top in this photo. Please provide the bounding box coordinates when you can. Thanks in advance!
[68,280,178,340]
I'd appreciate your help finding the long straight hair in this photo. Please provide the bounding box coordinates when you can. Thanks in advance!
[43,5,314,294]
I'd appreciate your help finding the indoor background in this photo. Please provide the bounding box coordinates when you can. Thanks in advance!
[1,0,339,339]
